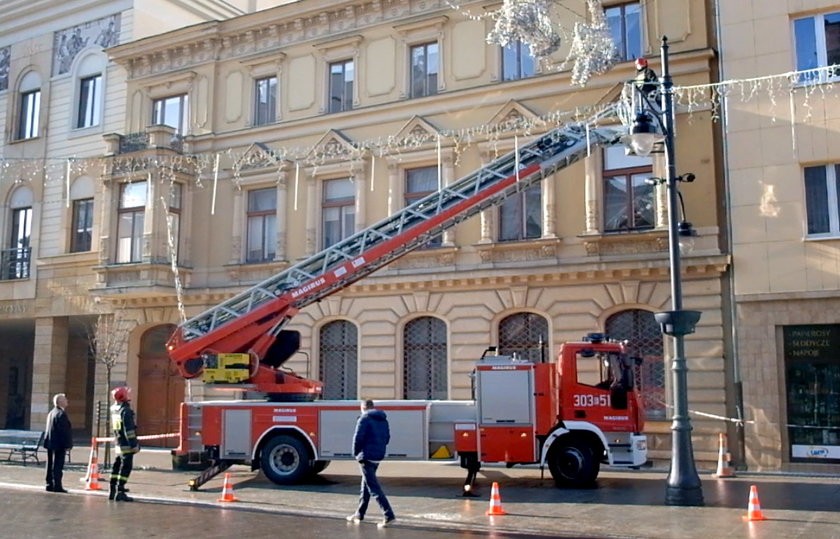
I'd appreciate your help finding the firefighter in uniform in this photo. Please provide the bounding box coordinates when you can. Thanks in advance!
[110,386,139,502]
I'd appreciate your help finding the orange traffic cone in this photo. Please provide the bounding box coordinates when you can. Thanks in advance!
[217,473,239,502]
[85,449,102,491]
[714,433,736,478]
[485,481,507,516]
[742,485,767,521]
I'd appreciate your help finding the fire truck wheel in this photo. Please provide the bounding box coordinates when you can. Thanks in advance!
[547,438,600,488]
[308,460,331,476]
[261,435,311,485]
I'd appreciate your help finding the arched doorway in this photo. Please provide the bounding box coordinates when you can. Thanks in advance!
[137,325,183,448]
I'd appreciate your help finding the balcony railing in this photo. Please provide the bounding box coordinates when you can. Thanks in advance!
[0,247,31,280]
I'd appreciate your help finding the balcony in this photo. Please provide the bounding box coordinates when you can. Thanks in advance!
[0,247,31,280]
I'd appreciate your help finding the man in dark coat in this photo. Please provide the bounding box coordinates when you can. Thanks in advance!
[44,393,73,493]
[347,399,396,528]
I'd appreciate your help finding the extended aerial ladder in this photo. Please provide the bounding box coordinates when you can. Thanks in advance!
[166,108,625,398]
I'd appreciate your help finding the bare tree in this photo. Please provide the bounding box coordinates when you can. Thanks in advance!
[85,305,135,464]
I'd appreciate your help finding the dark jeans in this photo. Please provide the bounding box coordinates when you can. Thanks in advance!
[110,452,134,486]
[45,448,66,489]
[356,460,394,519]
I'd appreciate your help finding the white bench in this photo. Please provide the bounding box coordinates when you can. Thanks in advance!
[0,430,44,465]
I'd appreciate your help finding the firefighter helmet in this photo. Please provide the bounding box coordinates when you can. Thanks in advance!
[112,386,131,403]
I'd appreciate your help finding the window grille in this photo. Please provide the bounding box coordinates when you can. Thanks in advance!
[319,320,358,400]
[403,317,447,399]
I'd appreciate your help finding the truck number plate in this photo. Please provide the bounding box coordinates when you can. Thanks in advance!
[573,394,609,407]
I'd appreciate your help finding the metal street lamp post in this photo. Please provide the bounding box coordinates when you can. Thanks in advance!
[626,36,704,506]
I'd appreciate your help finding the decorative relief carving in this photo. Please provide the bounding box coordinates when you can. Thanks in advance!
[53,15,120,76]
[582,232,669,256]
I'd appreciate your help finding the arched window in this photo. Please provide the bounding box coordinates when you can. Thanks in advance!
[319,320,358,400]
[17,71,41,140]
[498,312,549,363]
[605,309,665,420]
[5,186,33,280]
[74,53,105,129]
[70,177,94,252]
[403,317,447,399]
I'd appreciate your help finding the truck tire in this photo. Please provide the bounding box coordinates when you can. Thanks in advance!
[309,459,331,476]
[261,435,311,485]
[547,437,600,488]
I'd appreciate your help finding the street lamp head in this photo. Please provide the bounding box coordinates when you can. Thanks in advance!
[623,112,665,157]
[677,220,696,254]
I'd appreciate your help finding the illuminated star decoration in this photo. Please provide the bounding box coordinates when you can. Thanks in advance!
[486,0,562,57]
[567,0,618,86]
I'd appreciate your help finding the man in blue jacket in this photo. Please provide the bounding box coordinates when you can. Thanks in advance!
[347,399,396,528]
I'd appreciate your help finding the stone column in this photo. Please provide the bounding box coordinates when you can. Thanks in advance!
[31,317,69,428]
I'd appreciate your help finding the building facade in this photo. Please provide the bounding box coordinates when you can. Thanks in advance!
[97,0,728,463]
[721,0,840,472]
[0,0,278,439]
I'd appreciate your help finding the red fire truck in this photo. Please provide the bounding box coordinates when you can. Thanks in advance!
[166,109,648,489]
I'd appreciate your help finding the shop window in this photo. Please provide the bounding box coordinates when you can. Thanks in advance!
[784,324,840,462]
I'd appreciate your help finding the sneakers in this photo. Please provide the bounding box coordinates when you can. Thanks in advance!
[377,517,397,529]
[346,514,363,524]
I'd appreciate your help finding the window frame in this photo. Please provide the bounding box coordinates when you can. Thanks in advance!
[245,187,277,263]
[605,2,642,63]
[328,59,355,114]
[70,197,94,253]
[152,94,189,135]
[602,146,655,233]
[18,89,41,140]
[253,75,277,126]
[498,184,542,242]
[76,73,102,129]
[410,42,439,99]
[322,177,355,249]
[404,166,443,248]
[501,40,536,81]
[794,11,840,84]
[116,181,147,264]
[804,163,840,238]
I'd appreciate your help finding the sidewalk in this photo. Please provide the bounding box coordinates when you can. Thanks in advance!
[2,445,839,538]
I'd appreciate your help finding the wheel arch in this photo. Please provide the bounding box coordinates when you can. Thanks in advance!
[540,422,609,465]
[254,425,318,464]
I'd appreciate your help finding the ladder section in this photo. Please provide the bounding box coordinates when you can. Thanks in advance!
[168,119,623,371]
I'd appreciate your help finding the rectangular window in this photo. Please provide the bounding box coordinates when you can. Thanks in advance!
[794,12,840,83]
[603,146,654,232]
[501,41,536,81]
[329,60,354,113]
[71,198,94,252]
[166,184,182,262]
[3,207,32,279]
[499,185,541,241]
[18,90,40,139]
[77,74,101,129]
[254,76,277,126]
[116,182,147,263]
[152,94,189,135]
[783,324,840,462]
[804,164,840,236]
[605,2,642,63]
[322,178,355,249]
[246,188,276,263]
[405,166,442,248]
[410,42,439,98]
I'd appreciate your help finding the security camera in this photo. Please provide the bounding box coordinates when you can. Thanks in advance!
[681,173,696,183]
